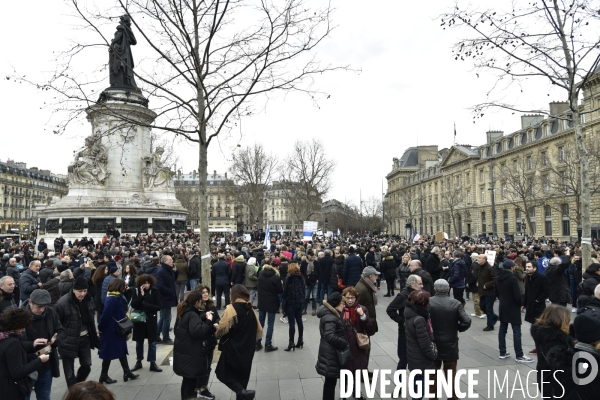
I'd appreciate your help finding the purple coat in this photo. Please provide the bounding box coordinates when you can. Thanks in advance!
[342,304,372,372]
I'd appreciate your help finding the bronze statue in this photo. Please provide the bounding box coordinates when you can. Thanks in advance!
[109,15,138,90]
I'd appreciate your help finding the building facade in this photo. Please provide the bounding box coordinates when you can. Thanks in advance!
[0,160,68,236]
[174,171,241,233]
[386,95,600,241]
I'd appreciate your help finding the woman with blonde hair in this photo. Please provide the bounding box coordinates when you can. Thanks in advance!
[530,305,574,399]
[215,285,261,400]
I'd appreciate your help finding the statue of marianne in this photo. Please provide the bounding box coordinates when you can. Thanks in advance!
[109,15,138,90]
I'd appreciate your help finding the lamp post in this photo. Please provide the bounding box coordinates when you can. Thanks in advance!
[325,217,328,232]
[489,157,497,239]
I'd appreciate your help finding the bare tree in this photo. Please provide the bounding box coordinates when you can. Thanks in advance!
[361,196,383,234]
[280,139,334,236]
[27,0,346,285]
[496,156,545,237]
[442,0,600,268]
[226,143,277,227]
[545,141,600,229]
[441,175,463,236]
[395,188,419,234]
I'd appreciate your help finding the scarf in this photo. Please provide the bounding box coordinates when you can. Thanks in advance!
[215,299,263,340]
[0,331,21,341]
[363,277,378,306]
[343,304,358,325]
[72,292,90,328]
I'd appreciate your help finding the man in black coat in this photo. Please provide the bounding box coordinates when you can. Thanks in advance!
[155,255,178,344]
[0,276,17,313]
[545,255,571,307]
[342,246,363,287]
[317,249,335,305]
[187,253,201,290]
[386,274,421,370]
[429,279,471,398]
[211,252,231,309]
[408,259,433,295]
[20,260,42,304]
[55,276,99,387]
[496,260,533,363]
[522,260,549,355]
[256,265,283,352]
[425,247,442,283]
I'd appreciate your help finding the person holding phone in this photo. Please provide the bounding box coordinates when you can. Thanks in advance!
[0,307,51,400]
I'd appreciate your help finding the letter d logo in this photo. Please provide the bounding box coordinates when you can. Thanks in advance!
[572,351,598,386]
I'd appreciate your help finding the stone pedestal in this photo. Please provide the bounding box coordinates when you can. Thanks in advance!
[37,89,188,245]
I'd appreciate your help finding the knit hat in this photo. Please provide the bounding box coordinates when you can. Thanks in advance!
[503,259,516,268]
[73,276,88,290]
[30,289,52,306]
[573,313,600,343]
[247,257,257,266]
[362,266,380,276]
[348,246,356,253]
[328,292,342,308]
[108,264,119,275]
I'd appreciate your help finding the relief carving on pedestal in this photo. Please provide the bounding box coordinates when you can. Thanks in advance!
[68,132,110,186]
[89,218,116,233]
[152,219,172,233]
[62,218,84,233]
[122,218,148,232]
[142,147,175,190]
[46,219,59,233]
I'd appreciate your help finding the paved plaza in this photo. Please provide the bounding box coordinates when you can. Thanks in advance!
[39,288,554,400]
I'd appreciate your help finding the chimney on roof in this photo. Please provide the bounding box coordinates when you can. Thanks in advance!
[521,114,544,129]
[549,101,569,117]
[486,130,503,144]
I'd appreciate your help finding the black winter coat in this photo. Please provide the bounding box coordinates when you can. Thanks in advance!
[495,269,522,325]
[397,262,410,289]
[581,271,600,297]
[404,304,435,371]
[523,271,550,324]
[466,260,479,293]
[173,305,214,379]
[448,259,467,289]
[557,344,600,400]
[282,274,305,309]
[55,292,99,358]
[19,268,41,302]
[412,267,433,295]
[530,324,576,399]
[23,306,65,378]
[0,336,44,400]
[257,266,283,313]
[315,302,348,379]
[342,254,363,287]
[425,254,442,283]
[187,255,201,280]
[212,259,232,286]
[0,290,16,314]
[130,286,162,343]
[41,277,61,306]
[39,266,56,284]
[380,257,397,282]
[330,258,344,290]
[429,293,471,361]
[317,255,335,284]
[155,263,177,308]
[231,260,247,285]
[545,261,571,304]
[386,286,413,331]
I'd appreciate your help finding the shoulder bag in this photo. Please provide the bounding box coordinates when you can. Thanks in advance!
[336,345,354,366]
[15,371,38,397]
[352,324,370,350]
[130,289,148,323]
[113,296,134,337]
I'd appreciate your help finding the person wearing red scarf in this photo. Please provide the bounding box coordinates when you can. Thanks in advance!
[341,287,372,400]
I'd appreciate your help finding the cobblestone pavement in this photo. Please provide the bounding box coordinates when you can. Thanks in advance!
[39,284,560,400]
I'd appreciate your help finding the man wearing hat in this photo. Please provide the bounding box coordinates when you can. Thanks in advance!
[23,289,65,400]
[495,260,533,363]
[355,266,380,337]
[55,276,100,387]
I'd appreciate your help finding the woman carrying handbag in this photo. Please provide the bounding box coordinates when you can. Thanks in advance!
[130,274,163,373]
[341,287,372,400]
[97,278,139,384]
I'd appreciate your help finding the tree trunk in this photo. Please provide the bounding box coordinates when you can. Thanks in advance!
[199,140,211,287]
[572,104,592,271]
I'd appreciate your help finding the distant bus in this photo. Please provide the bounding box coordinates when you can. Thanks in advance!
[0,234,21,244]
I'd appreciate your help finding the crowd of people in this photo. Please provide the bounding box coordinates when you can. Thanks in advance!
[0,232,600,399]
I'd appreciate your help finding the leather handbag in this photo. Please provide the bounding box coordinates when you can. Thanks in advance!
[113,316,134,336]
[130,310,147,323]
[353,326,370,350]
[337,278,346,289]
[15,371,38,397]
[336,345,354,366]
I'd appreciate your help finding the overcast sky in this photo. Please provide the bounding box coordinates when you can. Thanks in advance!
[1,0,567,208]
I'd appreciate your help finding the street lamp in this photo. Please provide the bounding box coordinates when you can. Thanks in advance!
[325,217,328,232]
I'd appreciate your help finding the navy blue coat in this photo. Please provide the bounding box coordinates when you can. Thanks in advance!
[212,259,231,286]
[155,263,178,308]
[97,294,129,360]
[448,259,467,289]
[342,254,363,287]
[282,274,306,309]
